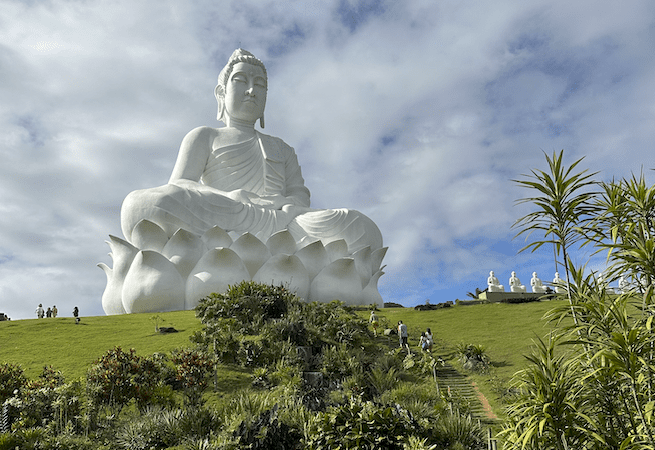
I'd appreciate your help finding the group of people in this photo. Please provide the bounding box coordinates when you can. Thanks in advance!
[35,304,57,319]
[35,304,80,323]
[368,311,434,354]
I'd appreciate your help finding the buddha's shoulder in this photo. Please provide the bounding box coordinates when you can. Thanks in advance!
[181,126,220,148]
[256,132,295,154]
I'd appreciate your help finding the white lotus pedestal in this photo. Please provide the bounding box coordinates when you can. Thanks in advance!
[99,220,387,314]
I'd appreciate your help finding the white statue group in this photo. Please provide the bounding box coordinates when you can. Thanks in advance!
[99,49,387,315]
[487,271,566,294]
[488,270,632,296]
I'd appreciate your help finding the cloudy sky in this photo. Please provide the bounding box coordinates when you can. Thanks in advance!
[1,0,653,320]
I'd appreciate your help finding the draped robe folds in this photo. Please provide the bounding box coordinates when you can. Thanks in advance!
[120,131,383,253]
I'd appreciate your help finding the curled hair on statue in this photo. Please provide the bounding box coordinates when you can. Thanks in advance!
[215,48,267,127]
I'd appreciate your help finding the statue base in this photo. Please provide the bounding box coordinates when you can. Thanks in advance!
[99,220,387,314]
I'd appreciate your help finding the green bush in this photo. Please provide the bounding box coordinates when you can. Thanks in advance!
[171,348,214,406]
[0,363,25,404]
[306,399,417,450]
[86,347,161,412]
[232,406,301,450]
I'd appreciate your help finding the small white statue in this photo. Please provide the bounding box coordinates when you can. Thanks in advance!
[530,272,547,293]
[509,271,526,293]
[553,272,566,293]
[599,272,616,294]
[618,276,629,294]
[487,271,504,292]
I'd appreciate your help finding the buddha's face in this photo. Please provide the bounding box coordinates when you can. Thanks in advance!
[223,62,267,125]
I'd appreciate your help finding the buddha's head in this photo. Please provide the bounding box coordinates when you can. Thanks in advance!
[215,49,268,128]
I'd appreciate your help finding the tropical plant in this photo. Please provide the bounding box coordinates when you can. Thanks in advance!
[231,405,301,450]
[305,398,417,450]
[171,348,214,406]
[86,347,161,412]
[455,343,489,372]
[0,362,25,405]
[512,149,599,322]
[503,157,655,449]
[588,171,655,295]
[501,336,589,449]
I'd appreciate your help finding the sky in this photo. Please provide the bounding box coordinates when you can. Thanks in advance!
[0,0,654,320]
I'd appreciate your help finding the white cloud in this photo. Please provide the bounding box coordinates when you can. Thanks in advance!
[0,0,653,319]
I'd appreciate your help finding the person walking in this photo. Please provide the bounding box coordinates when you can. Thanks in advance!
[35,304,44,319]
[52,305,58,318]
[369,310,380,337]
[46,307,52,318]
[398,321,409,353]
[425,328,434,353]
[73,306,80,324]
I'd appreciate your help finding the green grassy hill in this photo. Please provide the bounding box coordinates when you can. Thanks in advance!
[0,299,568,415]
[0,311,203,379]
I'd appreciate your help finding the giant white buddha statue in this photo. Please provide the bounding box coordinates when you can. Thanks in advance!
[100,49,386,314]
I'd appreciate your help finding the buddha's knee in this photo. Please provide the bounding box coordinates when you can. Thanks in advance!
[120,185,178,240]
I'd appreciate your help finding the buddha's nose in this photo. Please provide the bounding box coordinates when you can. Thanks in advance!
[246,86,255,96]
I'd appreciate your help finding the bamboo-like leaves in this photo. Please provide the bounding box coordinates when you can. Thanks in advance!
[513,150,599,294]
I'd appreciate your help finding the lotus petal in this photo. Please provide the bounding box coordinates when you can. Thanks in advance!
[122,250,185,313]
[370,247,388,273]
[162,228,204,279]
[98,235,138,315]
[325,239,348,262]
[230,232,271,278]
[202,225,233,250]
[361,269,385,306]
[353,246,372,287]
[266,229,297,255]
[294,240,329,281]
[131,219,168,252]
[185,247,250,309]
[253,254,310,300]
[309,258,362,305]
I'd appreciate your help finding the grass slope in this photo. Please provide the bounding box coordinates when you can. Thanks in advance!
[360,299,570,415]
[1,300,568,415]
[0,311,203,379]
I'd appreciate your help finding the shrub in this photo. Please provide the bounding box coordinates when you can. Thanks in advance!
[171,348,214,406]
[232,405,301,450]
[306,398,418,450]
[0,363,25,404]
[195,282,291,335]
[86,347,161,412]
[455,343,489,373]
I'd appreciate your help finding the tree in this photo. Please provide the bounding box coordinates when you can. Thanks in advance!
[504,157,655,449]
[588,171,655,296]
[513,149,598,322]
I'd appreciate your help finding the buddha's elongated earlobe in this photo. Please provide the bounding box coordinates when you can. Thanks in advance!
[215,85,225,122]
[259,113,265,128]
[217,100,225,122]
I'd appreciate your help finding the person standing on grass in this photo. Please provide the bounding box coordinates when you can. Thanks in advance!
[369,310,380,336]
[73,306,80,324]
[35,304,44,319]
[46,307,52,318]
[52,305,57,318]
[398,321,409,352]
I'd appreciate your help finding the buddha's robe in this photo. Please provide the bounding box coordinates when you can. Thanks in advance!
[120,131,382,253]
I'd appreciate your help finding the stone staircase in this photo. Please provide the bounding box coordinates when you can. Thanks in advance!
[432,360,498,425]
